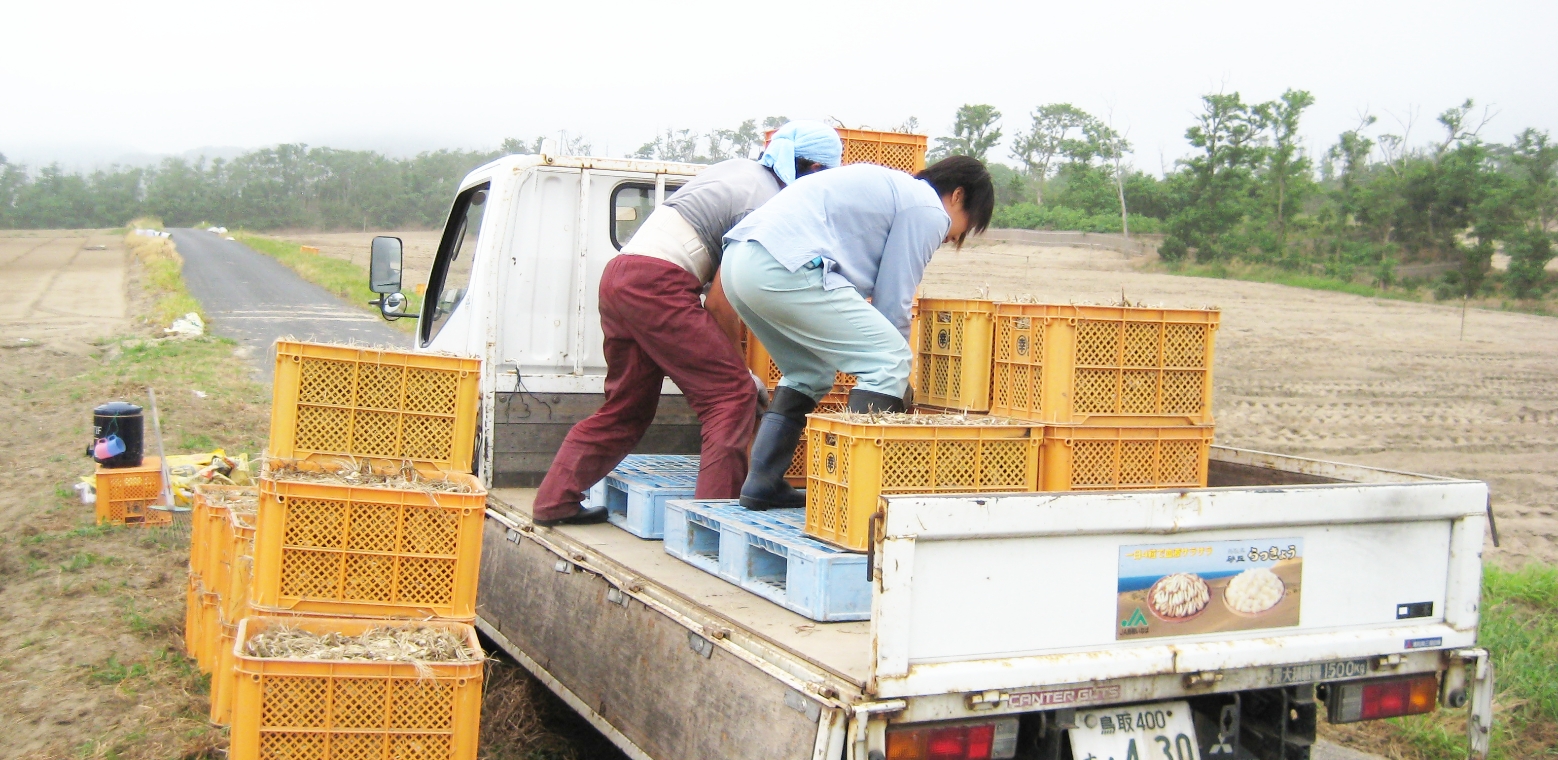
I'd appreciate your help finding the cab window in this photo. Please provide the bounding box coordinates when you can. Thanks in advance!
[422,182,490,345]
[611,182,684,249]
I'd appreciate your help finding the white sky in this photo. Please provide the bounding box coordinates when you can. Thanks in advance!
[4,0,1556,173]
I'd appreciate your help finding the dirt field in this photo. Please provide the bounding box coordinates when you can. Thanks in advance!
[920,241,1558,568]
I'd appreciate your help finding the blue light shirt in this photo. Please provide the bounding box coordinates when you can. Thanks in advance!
[723,164,949,339]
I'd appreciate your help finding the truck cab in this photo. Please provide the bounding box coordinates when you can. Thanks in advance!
[368,152,1495,760]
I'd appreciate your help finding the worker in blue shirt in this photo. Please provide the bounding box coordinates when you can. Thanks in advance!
[721,156,995,510]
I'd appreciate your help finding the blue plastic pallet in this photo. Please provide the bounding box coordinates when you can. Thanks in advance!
[585,455,700,539]
[663,500,870,622]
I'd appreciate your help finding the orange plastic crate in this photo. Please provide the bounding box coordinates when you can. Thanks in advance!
[1040,424,1214,491]
[192,485,256,588]
[252,458,485,620]
[991,304,1219,425]
[270,340,482,474]
[183,575,202,658]
[913,299,997,412]
[740,327,855,405]
[765,126,928,174]
[804,413,1042,551]
[230,616,483,760]
[195,582,220,673]
[95,457,170,525]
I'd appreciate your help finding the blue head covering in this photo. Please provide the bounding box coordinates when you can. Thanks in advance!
[760,120,843,185]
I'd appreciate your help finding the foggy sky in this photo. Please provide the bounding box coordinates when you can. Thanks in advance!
[4,0,1555,173]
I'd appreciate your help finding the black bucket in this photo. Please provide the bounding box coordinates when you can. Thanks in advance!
[90,401,144,468]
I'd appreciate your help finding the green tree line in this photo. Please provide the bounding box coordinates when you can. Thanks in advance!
[930,96,1557,300]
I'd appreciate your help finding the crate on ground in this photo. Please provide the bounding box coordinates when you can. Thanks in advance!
[990,303,1219,425]
[269,340,482,472]
[586,455,699,539]
[804,413,1042,551]
[252,458,485,620]
[230,616,483,760]
[195,581,221,673]
[95,457,170,525]
[193,484,256,588]
[183,575,202,658]
[913,299,997,412]
[663,501,869,622]
[1041,424,1214,491]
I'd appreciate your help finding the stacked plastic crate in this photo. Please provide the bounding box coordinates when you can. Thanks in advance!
[190,340,487,759]
[801,299,1218,553]
[912,299,1218,487]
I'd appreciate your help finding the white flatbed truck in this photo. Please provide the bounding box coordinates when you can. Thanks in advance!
[366,152,1495,760]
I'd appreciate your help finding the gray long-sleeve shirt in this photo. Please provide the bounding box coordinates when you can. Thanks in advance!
[662,159,783,268]
[723,163,950,339]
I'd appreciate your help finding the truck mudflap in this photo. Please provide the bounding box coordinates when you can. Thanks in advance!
[1462,648,1494,759]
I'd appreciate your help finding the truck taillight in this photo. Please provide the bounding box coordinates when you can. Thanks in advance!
[1327,674,1439,723]
[887,718,1017,760]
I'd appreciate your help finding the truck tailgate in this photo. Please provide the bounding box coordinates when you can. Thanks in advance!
[870,477,1487,699]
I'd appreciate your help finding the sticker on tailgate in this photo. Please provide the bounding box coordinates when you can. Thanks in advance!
[1117,539,1303,640]
[1270,659,1370,684]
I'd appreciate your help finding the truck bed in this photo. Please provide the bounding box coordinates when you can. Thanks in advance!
[485,487,875,688]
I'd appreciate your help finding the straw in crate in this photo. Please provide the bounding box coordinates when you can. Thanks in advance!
[230,616,483,760]
[252,457,486,620]
[269,340,481,472]
[990,303,1218,424]
[804,413,1042,551]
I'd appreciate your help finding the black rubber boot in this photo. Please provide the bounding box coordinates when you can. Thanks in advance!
[846,388,906,414]
[534,504,610,527]
[739,387,817,511]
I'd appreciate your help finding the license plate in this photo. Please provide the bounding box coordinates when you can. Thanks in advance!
[1069,701,1200,760]
[1270,659,1370,685]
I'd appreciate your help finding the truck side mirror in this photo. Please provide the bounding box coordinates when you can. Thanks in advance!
[369,236,403,294]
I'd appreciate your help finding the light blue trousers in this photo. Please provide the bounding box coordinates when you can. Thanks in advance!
[721,240,912,401]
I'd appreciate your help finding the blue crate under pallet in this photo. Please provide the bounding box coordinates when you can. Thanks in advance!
[585,455,700,539]
[663,500,870,622]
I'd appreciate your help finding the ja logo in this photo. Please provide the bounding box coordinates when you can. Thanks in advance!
[1122,608,1149,628]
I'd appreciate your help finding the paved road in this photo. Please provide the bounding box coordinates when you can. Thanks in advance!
[170,229,407,381]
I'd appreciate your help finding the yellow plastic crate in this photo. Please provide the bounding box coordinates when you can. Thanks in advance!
[1041,425,1214,491]
[270,340,482,473]
[95,457,171,525]
[839,128,929,174]
[252,458,485,620]
[766,127,928,174]
[741,327,855,405]
[195,582,220,673]
[230,616,483,760]
[183,575,202,658]
[913,299,997,412]
[210,608,242,725]
[804,414,1042,551]
[192,485,256,588]
[991,304,1219,425]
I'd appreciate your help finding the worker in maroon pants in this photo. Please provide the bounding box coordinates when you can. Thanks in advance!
[532,121,844,526]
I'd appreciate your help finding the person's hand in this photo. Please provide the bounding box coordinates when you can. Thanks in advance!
[752,371,770,417]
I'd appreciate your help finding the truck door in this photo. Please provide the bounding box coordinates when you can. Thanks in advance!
[422,181,492,352]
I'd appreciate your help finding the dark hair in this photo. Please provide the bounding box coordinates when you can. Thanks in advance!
[916,155,994,246]
[794,157,823,178]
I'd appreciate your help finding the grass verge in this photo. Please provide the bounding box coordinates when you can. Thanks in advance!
[124,222,203,329]
[1326,563,1558,759]
[234,232,418,334]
